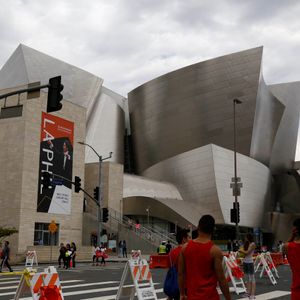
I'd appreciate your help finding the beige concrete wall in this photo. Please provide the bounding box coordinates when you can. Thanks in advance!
[0,92,26,254]
[0,85,86,256]
[83,162,123,245]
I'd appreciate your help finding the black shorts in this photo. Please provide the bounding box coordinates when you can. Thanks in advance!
[243,262,254,275]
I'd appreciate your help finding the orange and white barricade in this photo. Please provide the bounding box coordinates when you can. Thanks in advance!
[131,250,141,260]
[116,250,157,300]
[14,266,64,300]
[25,250,38,267]
[223,256,246,295]
[254,253,277,285]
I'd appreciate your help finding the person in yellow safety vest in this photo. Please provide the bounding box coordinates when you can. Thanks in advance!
[157,241,167,255]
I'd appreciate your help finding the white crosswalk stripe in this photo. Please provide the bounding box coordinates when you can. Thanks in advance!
[0,276,291,300]
[237,290,291,300]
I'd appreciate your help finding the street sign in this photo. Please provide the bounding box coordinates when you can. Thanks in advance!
[48,220,57,233]
[52,178,63,185]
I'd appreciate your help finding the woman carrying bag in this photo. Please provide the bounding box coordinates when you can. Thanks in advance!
[164,229,190,300]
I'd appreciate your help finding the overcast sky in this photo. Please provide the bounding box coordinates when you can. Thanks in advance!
[1,0,300,157]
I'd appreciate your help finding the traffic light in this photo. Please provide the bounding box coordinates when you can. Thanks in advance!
[47,76,64,113]
[42,172,51,189]
[74,176,81,193]
[234,202,240,223]
[93,187,99,201]
[230,208,237,223]
[231,202,240,223]
[102,208,109,223]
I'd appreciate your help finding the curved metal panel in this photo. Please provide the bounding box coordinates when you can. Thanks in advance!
[250,76,285,166]
[128,47,263,172]
[268,82,300,173]
[85,90,125,164]
[142,144,271,228]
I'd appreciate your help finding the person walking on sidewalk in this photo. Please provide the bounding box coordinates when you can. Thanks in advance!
[118,240,123,257]
[178,215,231,300]
[64,243,72,269]
[58,243,66,268]
[239,234,256,299]
[0,241,13,272]
[122,240,127,258]
[283,218,300,300]
[70,242,77,268]
[165,229,190,300]
[99,243,107,266]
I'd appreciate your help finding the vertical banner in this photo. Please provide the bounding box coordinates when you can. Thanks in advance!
[37,112,74,214]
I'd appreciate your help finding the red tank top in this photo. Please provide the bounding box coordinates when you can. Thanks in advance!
[288,241,300,299]
[184,240,219,300]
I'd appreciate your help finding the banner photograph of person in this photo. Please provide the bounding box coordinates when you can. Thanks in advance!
[37,112,74,215]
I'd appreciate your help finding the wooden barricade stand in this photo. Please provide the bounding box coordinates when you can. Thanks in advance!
[116,250,158,300]
[223,256,246,295]
[14,266,64,300]
[25,250,38,267]
[254,253,277,285]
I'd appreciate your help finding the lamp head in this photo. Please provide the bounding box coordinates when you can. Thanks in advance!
[233,98,242,104]
[78,141,85,145]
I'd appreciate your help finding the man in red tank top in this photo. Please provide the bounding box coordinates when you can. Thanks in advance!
[283,218,300,300]
[178,215,231,300]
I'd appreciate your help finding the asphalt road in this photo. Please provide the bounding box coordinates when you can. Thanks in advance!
[0,263,292,299]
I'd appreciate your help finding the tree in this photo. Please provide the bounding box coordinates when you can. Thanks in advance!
[0,227,18,244]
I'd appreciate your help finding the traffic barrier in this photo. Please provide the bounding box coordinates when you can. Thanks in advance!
[25,250,38,267]
[131,250,141,260]
[254,253,278,285]
[270,253,283,266]
[149,255,170,269]
[223,256,246,295]
[116,250,157,300]
[14,266,64,300]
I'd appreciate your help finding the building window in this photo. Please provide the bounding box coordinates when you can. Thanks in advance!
[34,222,59,246]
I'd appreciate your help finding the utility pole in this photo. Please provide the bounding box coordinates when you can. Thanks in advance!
[230,98,243,240]
[78,142,112,245]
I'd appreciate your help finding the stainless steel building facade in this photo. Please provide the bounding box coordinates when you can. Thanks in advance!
[127,47,300,236]
[1,44,299,255]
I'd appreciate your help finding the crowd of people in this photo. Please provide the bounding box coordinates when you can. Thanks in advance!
[1,216,299,300]
[163,215,300,300]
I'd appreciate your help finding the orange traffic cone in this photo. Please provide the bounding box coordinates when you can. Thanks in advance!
[283,255,289,265]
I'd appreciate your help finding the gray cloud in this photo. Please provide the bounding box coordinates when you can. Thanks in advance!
[1,0,300,93]
[1,1,300,159]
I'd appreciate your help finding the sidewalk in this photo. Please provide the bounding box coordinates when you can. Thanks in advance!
[13,254,152,266]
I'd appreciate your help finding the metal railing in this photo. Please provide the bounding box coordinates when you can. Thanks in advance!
[107,208,177,248]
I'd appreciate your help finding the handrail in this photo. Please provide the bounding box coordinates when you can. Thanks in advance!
[107,208,177,248]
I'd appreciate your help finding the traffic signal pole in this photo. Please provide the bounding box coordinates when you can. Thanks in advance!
[0,76,64,113]
[78,142,112,246]
[47,172,100,208]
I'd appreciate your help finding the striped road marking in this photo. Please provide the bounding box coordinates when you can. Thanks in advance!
[237,290,291,300]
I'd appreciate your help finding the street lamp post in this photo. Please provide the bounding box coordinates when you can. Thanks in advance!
[232,98,242,240]
[78,142,112,246]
